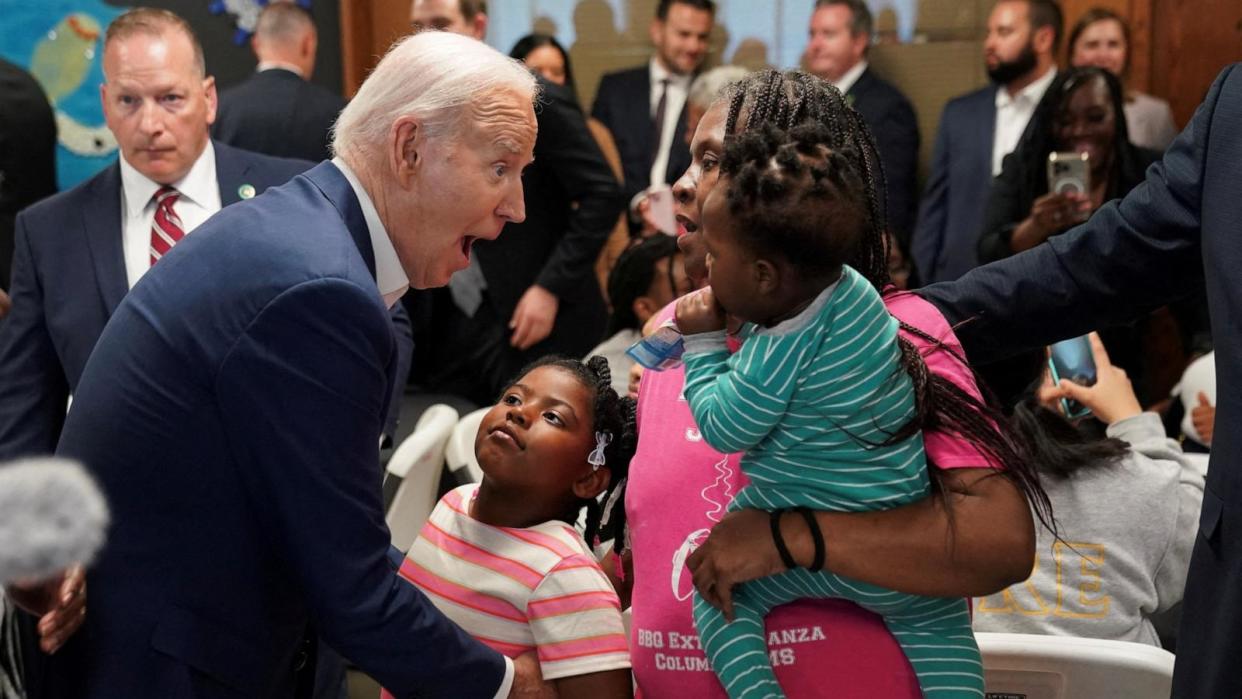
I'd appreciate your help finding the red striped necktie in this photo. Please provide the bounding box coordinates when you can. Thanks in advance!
[149,185,185,267]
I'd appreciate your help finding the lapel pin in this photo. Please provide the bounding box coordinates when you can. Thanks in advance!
[238,184,256,199]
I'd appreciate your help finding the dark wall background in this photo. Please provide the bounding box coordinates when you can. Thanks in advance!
[105,0,343,94]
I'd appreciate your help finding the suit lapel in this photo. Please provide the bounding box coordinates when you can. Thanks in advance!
[81,164,128,315]
[214,141,254,206]
[303,161,376,280]
[973,86,999,178]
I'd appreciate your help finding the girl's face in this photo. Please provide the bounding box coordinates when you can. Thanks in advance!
[674,100,729,288]
[1054,77,1116,177]
[1071,19,1127,78]
[523,45,567,86]
[475,366,605,510]
[700,185,763,321]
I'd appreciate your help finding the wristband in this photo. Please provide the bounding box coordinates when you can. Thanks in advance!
[769,509,798,570]
[795,507,826,572]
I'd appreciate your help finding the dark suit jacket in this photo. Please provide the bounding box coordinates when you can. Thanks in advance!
[0,58,57,291]
[412,79,623,402]
[847,67,919,249]
[213,68,346,162]
[921,63,1242,699]
[911,84,998,284]
[591,64,692,205]
[0,142,410,460]
[52,162,506,698]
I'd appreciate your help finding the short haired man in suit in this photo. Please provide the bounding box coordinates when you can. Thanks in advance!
[18,26,548,698]
[0,58,57,299]
[912,0,1062,284]
[212,2,346,162]
[407,0,624,406]
[592,0,714,224]
[804,0,919,259]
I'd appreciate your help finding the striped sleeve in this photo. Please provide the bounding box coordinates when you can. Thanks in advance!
[527,553,630,680]
[683,327,809,454]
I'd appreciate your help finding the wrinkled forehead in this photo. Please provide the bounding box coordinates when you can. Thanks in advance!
[464,91,538,156]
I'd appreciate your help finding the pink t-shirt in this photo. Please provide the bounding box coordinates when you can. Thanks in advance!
[627,290,991,698]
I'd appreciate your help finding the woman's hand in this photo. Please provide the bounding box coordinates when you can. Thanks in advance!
[674,288,726,335]
[687,509,791,620]
[1045,332,1142,425]
[1011,192,1092,252]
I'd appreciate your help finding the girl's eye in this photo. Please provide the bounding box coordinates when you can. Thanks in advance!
[543,411,564,427]
[502,394,521,406]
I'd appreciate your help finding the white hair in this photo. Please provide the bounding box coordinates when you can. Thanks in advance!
[332,31,538,162]
[688,65,751,111]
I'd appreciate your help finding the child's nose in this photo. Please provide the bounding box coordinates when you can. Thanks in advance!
[506,407,527,427]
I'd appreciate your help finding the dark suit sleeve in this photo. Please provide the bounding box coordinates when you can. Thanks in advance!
[215,278,506,697]
[383,301,414,443]
[0,213,69,459]
[875,95,919,248]
[532,90,625,298]
[976,152,1027,264]
[911,105,952,281]
[920,68,1224,366]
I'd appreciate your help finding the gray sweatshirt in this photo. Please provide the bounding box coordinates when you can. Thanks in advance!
[972,412,1203,646]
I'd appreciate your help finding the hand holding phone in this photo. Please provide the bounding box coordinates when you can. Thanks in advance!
[1048,332,1142,424]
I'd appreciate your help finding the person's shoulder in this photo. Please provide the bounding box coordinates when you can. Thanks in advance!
[17,164,113,226]
[945,84,996,112]
[598,65,648,91]
[858,69,911,104]
[215,141,315,178]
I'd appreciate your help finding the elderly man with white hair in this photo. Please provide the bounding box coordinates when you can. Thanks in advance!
[45,29,545,698]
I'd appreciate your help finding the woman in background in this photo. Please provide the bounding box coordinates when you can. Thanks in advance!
[1068,8,1178,151]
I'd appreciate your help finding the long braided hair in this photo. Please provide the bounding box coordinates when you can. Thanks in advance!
[505,356,637,551]
[720,70,1054,531]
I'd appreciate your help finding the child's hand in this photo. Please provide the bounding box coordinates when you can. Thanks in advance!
[1192,392,1215,445]
[675,287,726,335]
[1050,332,1142,425]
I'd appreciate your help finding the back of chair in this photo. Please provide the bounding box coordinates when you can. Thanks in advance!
[976,632,1174,699]
[384,404,459,551]
[445,408,487,484]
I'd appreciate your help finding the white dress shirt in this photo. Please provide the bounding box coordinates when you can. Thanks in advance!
[331,158,410,309]
[119,142,222,289]
[256,60,305,78]
[991,66,1057,176]
[831,60,868,97]
[648,57,693,188]
[332,157,514,695]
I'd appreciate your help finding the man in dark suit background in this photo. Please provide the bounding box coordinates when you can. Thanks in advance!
[592,0,713,225]
[0,58,57,298]
[408,0,624,406]
[912,0,1061,284]
[804,0,919,254]
[212,2,346,162]
[17,22,549,698]
[921,62,1242,699]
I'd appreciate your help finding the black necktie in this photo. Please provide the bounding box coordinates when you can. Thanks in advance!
[651,78,670,161]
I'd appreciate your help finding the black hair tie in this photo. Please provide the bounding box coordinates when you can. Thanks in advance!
[795,507,826,572]
[769,509,798,570]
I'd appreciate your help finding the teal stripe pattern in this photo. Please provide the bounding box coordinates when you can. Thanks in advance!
[683,266,983,698]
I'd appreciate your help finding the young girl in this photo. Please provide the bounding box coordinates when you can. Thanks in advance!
[385,357,634,698]
[675,123,983,698]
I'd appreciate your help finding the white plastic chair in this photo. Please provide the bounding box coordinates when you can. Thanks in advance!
[384,404,458,552]
[976,632,1174,699]
[445,407,487,484]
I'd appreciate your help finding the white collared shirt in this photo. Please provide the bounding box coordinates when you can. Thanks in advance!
[992,66,1057,175]
[331,158,410,309]
[831,60,868,97]
[256,61,305,78]
[119,141,222,289]
[648,56,694,188]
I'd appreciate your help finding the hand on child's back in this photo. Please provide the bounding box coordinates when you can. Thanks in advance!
[674,287,727,335]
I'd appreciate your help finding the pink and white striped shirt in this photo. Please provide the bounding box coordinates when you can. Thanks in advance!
[395,485,630,681]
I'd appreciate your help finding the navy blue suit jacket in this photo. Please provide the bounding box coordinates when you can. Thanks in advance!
[53,162,506,698]
[847,67,919,248]
[213,69,347,163]
[0,142,411,460]
[922,64,1242,698]
[591,65,692,206]
[911,84,997,283]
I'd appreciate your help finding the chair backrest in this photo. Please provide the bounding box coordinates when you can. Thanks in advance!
[384,404,459,552]
[445,407,487,484]
[976,632,1175,699]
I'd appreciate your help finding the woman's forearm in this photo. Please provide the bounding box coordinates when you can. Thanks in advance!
[782,468,1036,597]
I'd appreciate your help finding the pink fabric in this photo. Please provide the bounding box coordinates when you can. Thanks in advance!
[626,291,990,698]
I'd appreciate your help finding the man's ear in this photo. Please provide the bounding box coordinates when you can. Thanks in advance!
[1032,25,1055,55]
[573,466,611,501]
[754,258,780,296]
[203,76,218,126]
[649,18,664,47]
[471,13,489,41]
[391,116,422,187]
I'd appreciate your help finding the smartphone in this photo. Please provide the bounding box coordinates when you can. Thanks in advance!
[1047,152,1091,223]
[1048,335,1097,419]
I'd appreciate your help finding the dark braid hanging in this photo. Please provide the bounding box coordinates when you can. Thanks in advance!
[716,70,1055,534]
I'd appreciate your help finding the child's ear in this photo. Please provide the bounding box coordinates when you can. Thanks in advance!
[754,259,780,296]
[573,466,611,501]
[632,296,658,325]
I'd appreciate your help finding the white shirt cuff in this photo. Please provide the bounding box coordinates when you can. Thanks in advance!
[491,656,515,699]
